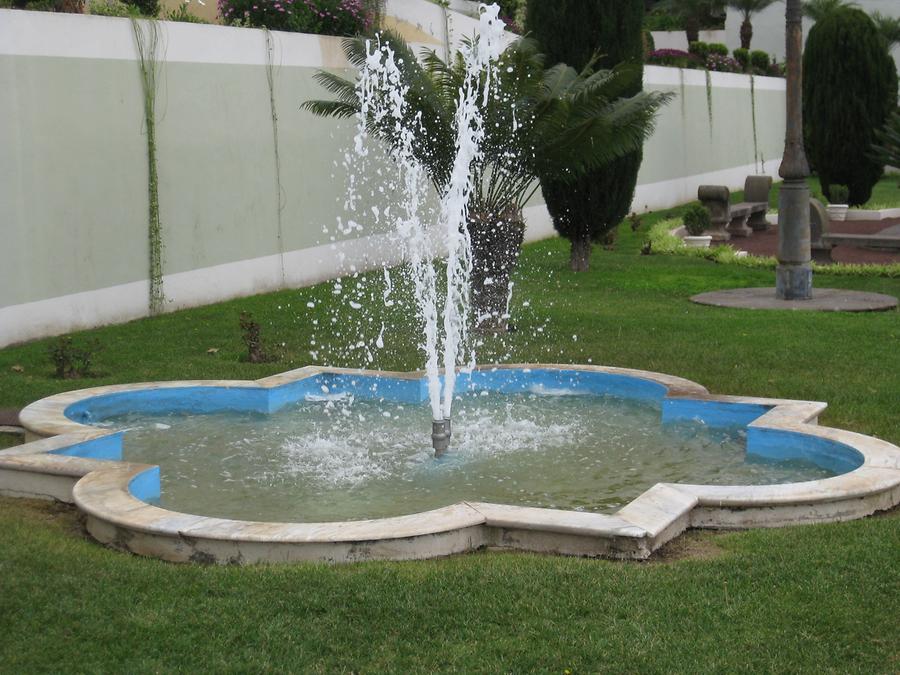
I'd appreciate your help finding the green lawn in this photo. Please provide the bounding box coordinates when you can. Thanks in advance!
[1,223,899,672]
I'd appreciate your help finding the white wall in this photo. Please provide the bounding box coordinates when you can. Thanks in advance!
[1,9,784,347]
[651,30,727,52]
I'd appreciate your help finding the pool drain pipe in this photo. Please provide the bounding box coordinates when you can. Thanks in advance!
[432,418,451,457]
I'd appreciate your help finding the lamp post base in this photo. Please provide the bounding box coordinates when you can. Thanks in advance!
[776,262,813,300]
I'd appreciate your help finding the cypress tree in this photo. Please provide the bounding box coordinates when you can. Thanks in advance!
[526,1,646,271]
[802,7,898,205]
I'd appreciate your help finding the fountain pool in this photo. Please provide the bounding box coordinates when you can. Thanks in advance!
[5,364,899,564]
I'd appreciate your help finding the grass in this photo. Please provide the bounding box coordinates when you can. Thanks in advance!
[1,224,899,671]
[1,498,898,672]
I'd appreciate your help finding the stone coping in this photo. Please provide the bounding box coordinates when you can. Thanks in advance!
[2,364,899,564]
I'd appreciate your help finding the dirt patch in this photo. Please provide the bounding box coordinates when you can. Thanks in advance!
[648,529,730,563]
[870,503,900,520]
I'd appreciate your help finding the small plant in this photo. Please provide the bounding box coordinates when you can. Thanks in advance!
[88,0,139,16]
[239,312,273,363]
[48,337,102,379]
[828,184,850,204]
[601,227,618,251]
[707,42,729,56]
[165,1,206,22]
[683,204,711,236]
[628,212,643,232]
[706,54,742,73]
[733,47,750,71]
[750,49,770,71]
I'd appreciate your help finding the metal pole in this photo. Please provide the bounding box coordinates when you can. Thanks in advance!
[776,0,812,300]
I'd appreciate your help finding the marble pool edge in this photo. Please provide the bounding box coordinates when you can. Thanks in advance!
[2,364,898,564]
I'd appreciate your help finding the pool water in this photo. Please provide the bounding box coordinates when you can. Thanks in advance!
[102,391,835,522]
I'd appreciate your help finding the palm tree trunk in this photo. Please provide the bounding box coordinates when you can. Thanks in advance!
[468,208,525,333]
[569,236,592,272]
[740,18,753,50]
[685,16,700,45]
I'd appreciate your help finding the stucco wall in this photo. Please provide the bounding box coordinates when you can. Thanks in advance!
[0,9,785,347]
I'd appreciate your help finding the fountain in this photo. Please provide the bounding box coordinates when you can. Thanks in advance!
[1,4,899,564]
[344,5,507,456]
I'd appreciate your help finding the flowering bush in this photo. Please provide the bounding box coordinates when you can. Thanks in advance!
[646,49,702,69]
[219,0,374,35]
[705,54,742,73]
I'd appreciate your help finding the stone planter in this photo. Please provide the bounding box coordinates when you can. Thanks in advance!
[684,235,712,249]
[826,204,849,222]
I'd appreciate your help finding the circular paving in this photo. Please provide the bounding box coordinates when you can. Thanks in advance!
[691,287,898,312]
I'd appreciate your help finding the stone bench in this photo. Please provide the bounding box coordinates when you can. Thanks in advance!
[697,175,772,241]
[812,232,900,263]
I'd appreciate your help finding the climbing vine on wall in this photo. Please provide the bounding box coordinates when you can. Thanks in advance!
[750,74,761,173]
[704,68,713,135]
[264,28,286,285]
[132,18,165,315]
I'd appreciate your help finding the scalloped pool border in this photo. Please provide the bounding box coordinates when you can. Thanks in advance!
[2,364,898,564]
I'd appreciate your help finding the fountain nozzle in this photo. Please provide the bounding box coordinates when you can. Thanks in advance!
[432,418,451,457]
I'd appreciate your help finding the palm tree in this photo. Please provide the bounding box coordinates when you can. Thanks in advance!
[727,0,780,50]
[872,111,900,171]
[870,12,900,52]
[303,32,670,328]
[657,0,725,44]
[801,0,857,22]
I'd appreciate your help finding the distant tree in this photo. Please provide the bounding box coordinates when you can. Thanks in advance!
[801,0,857,23]
[803,8,898,205]
[526,0,649,271]
[727,0,780,50]
[869,12,900,52]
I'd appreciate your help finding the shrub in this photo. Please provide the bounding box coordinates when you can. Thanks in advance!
[219,0,374,35]
[732,47,750,70]
[239,312,273,363]
[688,40,709,59]
[88,0,138,16]
[749,49,769,71]
[682,204,711,235]
[706,54,742,73]
[121,0,156,16]
[803,8,898,204]
[646,48,702,69]
[48,337,102,379]
[496,0,525,33]
[766,60,785,77]
[707,42,728,56]
[829,184,850,204]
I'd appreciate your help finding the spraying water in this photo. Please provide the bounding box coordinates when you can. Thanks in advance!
[350,4,507,455]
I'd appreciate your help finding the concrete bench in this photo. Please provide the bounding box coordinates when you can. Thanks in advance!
[812,232,900,263]
[697,175,772,241]
[810,196,900,262]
